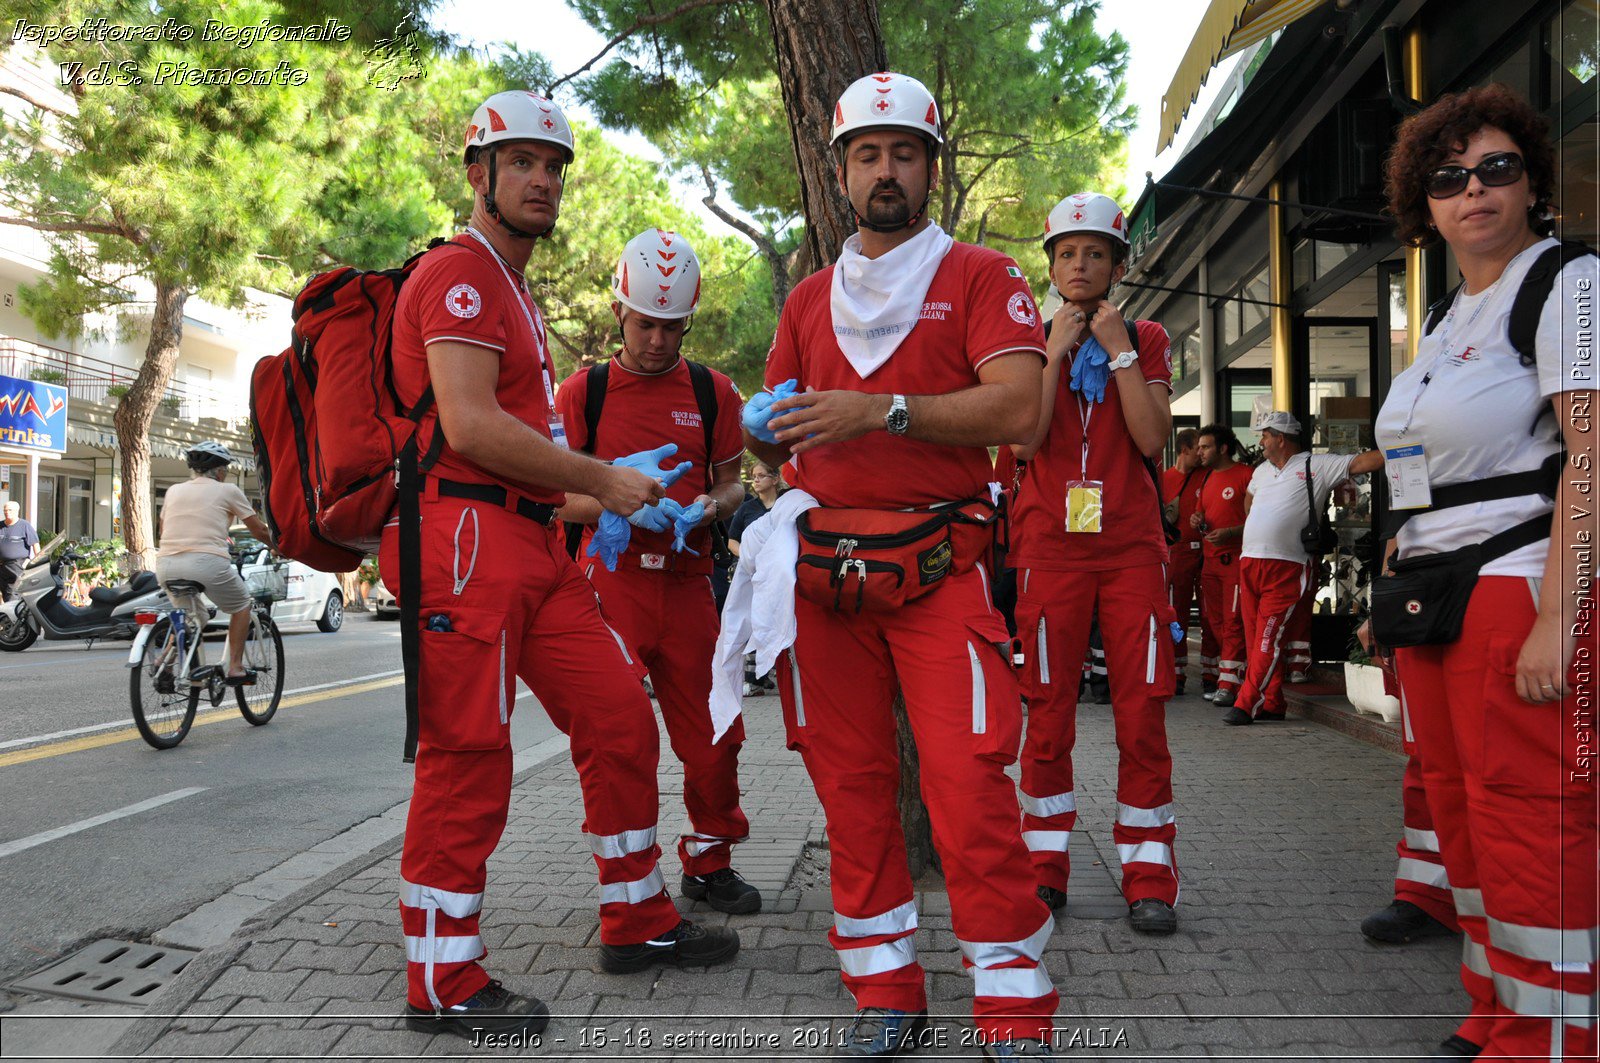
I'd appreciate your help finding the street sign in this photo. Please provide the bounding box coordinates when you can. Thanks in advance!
[0,373,69,455]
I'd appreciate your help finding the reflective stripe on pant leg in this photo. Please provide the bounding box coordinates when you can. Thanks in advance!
[832,901,920,978]
[1020,790,1075,858]
[1404,827,1441,853]
[1116,840,1175,869]
[959,914,1056,1003]
[1396,857,1450,891]
[589,827,657,860]
[1486,919,1600,967]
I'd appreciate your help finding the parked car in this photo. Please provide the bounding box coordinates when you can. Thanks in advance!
[227,529,345,632]
[370,578,399,620]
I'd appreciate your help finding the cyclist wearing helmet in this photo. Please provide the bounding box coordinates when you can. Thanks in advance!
[384,92,736,1044]
[744,72,1057,1059]
[156,442,274,683]
[1009,192,1183,936]
[555,229,758,916]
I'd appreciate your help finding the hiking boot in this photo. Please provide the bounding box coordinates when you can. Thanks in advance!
[980,1038,1057,1060]
[1129,898,1177,935]
[1361,900,1454,944]
[681,868,762,915]
[1430,1034,1482,1057]
[832,1008,929,1056]
[1036,885,1067,911]
[598,918,739,974]
[403,979,549,1040]
[1221,707,1252,725]
[1212,689,1237,708]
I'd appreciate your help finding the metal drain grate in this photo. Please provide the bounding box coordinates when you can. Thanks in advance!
[11,938,200,1006]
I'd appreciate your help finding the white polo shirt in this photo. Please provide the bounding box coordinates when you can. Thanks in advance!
[1372,237,1596,577]
[1241,451,1356,563]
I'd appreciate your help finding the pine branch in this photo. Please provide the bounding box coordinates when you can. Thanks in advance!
[0,85,71,120]
[545,0,745,95]
[0,214,135,241]
[698,164,777,257]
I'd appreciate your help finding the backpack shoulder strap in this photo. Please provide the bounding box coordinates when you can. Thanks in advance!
[1508,241,1597,368]
[581,361,609,455]
[686,360,719,492]
[1422,284,1460,337]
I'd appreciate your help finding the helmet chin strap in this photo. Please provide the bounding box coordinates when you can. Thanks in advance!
[484,148,555,241]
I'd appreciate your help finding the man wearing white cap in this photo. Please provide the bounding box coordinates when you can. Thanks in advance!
[1227,412,1381,724]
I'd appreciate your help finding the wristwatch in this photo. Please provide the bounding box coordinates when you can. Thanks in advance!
[1108,349,1139,371]
[885,394,910,436]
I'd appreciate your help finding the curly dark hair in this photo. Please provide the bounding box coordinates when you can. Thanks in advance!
[1384,83,1557,249]
[1197,423,1240,458]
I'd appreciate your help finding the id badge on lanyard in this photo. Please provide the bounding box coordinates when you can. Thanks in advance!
[1065,392,1103,533]
[1383,444,1430,509]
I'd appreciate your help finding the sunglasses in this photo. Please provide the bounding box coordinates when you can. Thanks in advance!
[1424,151,1525,199]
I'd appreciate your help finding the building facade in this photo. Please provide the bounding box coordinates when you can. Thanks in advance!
[1125,0,1595,658]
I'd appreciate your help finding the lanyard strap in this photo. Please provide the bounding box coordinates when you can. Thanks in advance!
[464,227,557,409]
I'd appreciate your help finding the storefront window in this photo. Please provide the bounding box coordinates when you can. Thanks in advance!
[38,474,58,536]
[1307,321,1375,618]
[1547,0,1598,99]
[68,476,92,539]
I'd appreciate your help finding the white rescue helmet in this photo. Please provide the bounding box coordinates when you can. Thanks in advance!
[463,90,575,164]
[1043,192,1129,253]
[612,229,702,319]
[830,72,943,150]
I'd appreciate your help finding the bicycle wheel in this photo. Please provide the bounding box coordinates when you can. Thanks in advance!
[130,619,199,750]
[235,608,284,725]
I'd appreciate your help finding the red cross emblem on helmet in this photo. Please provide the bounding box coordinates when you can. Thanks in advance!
[1071,211,1084,222]
[541,117,554,130]
[873,97,892,113]
[656,294,670,308]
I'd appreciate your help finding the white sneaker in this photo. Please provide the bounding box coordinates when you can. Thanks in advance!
[742,681,762,697]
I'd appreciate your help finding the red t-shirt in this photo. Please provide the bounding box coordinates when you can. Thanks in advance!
[764,242,1045,509]
[1008,320,1174,572]
[1197,462,1254,559]
[390,233,562,505]
[556,356,743,569]
[1162,464,1207,546]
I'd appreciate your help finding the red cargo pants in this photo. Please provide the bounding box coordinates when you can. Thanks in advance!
[1200,551,1244,695]
[1234,556,1312,718]
[1014,563,1180,906]
[1395,577,1597,1060]
[1167,541,1205,689]
[775,565,1058,1042]
[583,561,750,876]
[381,496,680,1012]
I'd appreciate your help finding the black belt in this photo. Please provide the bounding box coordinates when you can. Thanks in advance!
[435,479,558,526]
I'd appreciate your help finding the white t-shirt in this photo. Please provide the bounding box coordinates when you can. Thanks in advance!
[158,477,255,559]
[1242,451,1356,562]
[1373,238,1597,577]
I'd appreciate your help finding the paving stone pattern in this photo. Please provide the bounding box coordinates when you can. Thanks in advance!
[113,691,1464,1061]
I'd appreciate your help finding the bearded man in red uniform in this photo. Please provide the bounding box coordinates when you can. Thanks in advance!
[744,72,1058,1061]
[556,228,758,916]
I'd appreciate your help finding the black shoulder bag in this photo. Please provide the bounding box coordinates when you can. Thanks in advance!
[1298,459,1338,556]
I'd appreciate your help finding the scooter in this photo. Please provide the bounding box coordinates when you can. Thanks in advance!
[0,533,172,652]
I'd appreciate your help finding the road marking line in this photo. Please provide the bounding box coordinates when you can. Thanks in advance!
[0,787,208,859]
[0,676,405,769]
[0,670,406,753]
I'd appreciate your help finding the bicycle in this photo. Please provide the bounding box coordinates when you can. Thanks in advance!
[128,559,285,750]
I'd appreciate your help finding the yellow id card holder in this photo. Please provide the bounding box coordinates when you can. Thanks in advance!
[1065,480,1104,534]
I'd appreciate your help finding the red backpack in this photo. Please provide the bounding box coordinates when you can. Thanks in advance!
[249,240,453,571]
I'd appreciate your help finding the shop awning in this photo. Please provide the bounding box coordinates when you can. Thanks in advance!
[1158,0,1330,152]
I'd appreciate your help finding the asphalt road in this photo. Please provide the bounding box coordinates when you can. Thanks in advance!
[0,611,561,989]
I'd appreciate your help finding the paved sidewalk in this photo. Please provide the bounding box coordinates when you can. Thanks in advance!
[97,688,1463,1061]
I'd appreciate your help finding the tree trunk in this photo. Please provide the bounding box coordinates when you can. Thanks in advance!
[764,0,937,879]
[113,282,187,573]
[764,0,887,271]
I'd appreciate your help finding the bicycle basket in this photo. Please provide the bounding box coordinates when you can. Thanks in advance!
[245,565,288,603]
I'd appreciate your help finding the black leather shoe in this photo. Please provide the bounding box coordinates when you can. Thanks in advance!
[1430,1034,1481,1057]
[598,918,739,974]
[1212,689,1237,708]
[832,1008,930,1056]
[1221,707,1252,725]
[1361,900,1454,944]
[1036,885,1067,911]
[403,979,549,1040]
[1128,898,1177,935]
[681,868,762,915]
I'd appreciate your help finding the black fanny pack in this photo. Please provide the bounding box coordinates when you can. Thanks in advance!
[1370,456,1560,648]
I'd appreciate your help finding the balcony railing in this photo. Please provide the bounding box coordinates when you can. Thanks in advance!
[0,334,250,428]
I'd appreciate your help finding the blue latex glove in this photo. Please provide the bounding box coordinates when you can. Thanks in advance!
[614,444,693,490]
[1069,336,1110,405]
[627,500,675,533]
[670,500,705,555]
[741,378,799,444]
[586,510,632,572]
[1170,621,1186,644]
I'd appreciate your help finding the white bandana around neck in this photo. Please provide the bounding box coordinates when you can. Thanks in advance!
[830,222,954,378]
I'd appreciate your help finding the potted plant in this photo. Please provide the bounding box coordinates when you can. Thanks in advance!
[1343,631,1400,724]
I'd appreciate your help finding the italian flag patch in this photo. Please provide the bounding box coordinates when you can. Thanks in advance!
[1006,266,1022,278]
